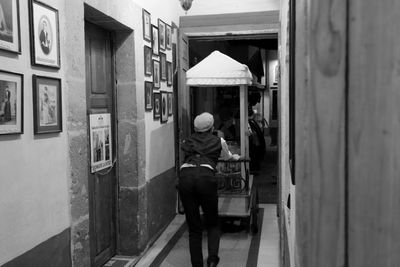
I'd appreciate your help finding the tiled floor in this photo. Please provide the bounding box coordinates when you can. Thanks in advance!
[132,204,279,267]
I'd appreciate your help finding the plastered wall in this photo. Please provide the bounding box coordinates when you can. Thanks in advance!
[0,0,69,265]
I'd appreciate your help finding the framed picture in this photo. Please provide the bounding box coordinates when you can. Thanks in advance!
[151,25,159,56]
[144,45,152,76]
[32,75,62,134]
[160,52,167,81]
[142,9,151,42]
[153,92,160,120]
[166,23,172,50]
[160,91,168,123]
[144,81,153,111]
[0,0,21,53]
[158,19,166,51]
[0,70,23,135]
[153,59,160,89]
[29,0,60,68]
[167,92,173,116]
[167,61,172,86]
[89,113,112,173]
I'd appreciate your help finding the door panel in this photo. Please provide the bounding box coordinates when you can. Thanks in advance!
[85,22,116,267]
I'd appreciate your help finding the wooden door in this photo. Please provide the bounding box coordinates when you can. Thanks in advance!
[85,22,116,267]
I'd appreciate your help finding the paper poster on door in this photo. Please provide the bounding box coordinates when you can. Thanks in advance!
[90,113,112,173]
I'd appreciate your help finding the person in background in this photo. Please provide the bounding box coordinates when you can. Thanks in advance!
[178,112,240,267]
[0,87,11,122]
[248,110,266,172]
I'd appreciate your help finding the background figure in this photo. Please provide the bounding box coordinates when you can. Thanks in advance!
[3,88,11,121]
[39,19,51,54]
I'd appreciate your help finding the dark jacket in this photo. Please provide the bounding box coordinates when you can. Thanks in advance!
[181,131,222,170]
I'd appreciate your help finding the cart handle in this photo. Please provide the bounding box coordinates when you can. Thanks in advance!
[217,157,250,163]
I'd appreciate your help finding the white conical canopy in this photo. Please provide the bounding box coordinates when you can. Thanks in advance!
[186,50,253,86]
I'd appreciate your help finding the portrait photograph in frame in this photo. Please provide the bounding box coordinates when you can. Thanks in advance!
[158,19,166,51]
[153,92,160,120]
[167,92,172,116]
[160,91,168,123]
[151,25,159,56]
[167,61,172,86]
[160,52,167,81]
[29,0,60,68]
[142,9,151,42]
[144,45,152,76]
[0,0,21,53]
[0,70,23,135]
[32,75,62,134]
[166,23,172,50]
[153,59,160,89]
[144,81,153,111]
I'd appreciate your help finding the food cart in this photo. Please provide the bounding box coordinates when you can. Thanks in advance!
[186,51,259,233]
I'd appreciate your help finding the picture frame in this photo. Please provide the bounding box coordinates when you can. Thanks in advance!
[153,92,160,120]
[32,75,62,134]
[142,9,151,42]
[0,0,21,54]
[29,0,60,68]
[160,52,167,81]
[153,59,160,89]
[151,25,159,56]
[167,61,172,86]
[160,91,168,123]
[166,23,172,50]
[158,19,166,51]
[0,70,23,135]
[89,113,112,173]
[144,45,152,76]
[144,81,153,111]
[167,92,173,116]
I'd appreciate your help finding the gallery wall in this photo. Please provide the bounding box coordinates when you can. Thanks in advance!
[0,0,69,265]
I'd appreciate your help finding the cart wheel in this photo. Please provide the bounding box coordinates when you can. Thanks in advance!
[250,208,259,234]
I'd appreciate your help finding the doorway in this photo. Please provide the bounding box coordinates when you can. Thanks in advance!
[85,22,117,266]
[185,36,279,204]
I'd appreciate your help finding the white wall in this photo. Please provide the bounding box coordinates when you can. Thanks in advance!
[130,0,179,180]
[178,0,280,16]
[0,0,69,264]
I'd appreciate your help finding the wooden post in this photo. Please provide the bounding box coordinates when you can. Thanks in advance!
[240,85,248,178]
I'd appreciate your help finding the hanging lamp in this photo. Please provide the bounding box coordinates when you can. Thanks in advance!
[179,0,193,12]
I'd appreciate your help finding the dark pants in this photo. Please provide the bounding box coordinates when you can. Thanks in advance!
[178,167,220,267]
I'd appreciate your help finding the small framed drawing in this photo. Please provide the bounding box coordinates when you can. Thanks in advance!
[151,25,159,56]
[158,19,166,51]
[144,81,153,111]
[167,61,172,86]
[0,70,23,135]
[142,9,151,42]
[32,75,62,134]
[166,23,172,50]
[167,92,172,116]
[153,59,160,89]
[153,92,160,120]
[29,0,60,68]
[0,0,21,53]
[160,52,167,81]
[160,91,168,123]
[144,45,152,76]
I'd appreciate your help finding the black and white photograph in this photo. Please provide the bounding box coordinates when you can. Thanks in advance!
[144,81,153,111]
[151,24,159,56]
[160,90,168,123]
[167,61,172,86]
[153,59,160,89]
[0,70,22,134]
[89,113,112,173]
[153,91,160,120]
[29,0,60,68]
[144,45,152,76]
[32,75,62,134]
[142,8,151,42]
[158,19,166,51]
[166,23,171,50]
[0,0,20,53]
[160,52,167,81]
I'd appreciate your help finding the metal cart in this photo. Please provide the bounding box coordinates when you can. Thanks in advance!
[216,157,259,234]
